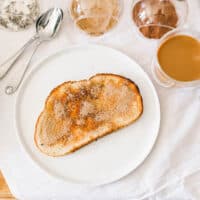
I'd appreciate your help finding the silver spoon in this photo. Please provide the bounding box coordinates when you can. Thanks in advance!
[0,8,63,80]
[1,8,63,95]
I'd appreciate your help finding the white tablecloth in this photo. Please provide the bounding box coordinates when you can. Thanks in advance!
[0,0,200,199]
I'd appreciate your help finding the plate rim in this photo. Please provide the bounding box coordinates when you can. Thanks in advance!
[15,44,161,186]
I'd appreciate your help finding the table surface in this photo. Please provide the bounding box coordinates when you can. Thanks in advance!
[0,172,14,199]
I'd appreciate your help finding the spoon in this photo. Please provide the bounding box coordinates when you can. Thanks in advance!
[0,8,63,95]
[0,8,63,80]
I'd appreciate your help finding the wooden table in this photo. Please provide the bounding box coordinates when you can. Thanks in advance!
[0,172,15,199]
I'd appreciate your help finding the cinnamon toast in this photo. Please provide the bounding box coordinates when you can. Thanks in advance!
[34,73,143,156]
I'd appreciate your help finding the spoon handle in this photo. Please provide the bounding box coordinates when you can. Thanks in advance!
[5,40,42,95]
[0,34,39,79]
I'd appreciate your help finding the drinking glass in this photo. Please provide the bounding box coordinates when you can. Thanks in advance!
[69,0,122,36]
[131,0,188,39]
[151,28,200,87]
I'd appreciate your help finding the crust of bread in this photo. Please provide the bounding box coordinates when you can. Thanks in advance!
[34,73,143,157]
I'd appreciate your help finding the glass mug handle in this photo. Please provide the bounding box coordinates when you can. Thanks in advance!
[151,57,176,87]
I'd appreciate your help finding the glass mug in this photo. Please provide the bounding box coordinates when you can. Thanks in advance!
[151,28,200,87]
[69,0,122,36]
[131,0,188,39]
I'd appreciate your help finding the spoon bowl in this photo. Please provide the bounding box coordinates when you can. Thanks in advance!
[36,8,64,40]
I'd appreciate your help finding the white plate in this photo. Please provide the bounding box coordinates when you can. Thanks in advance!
[15,45,160,185]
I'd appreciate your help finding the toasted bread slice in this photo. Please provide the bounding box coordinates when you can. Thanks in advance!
[34,74,143,156]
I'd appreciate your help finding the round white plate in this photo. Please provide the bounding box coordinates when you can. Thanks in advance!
[15,45,160,185]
